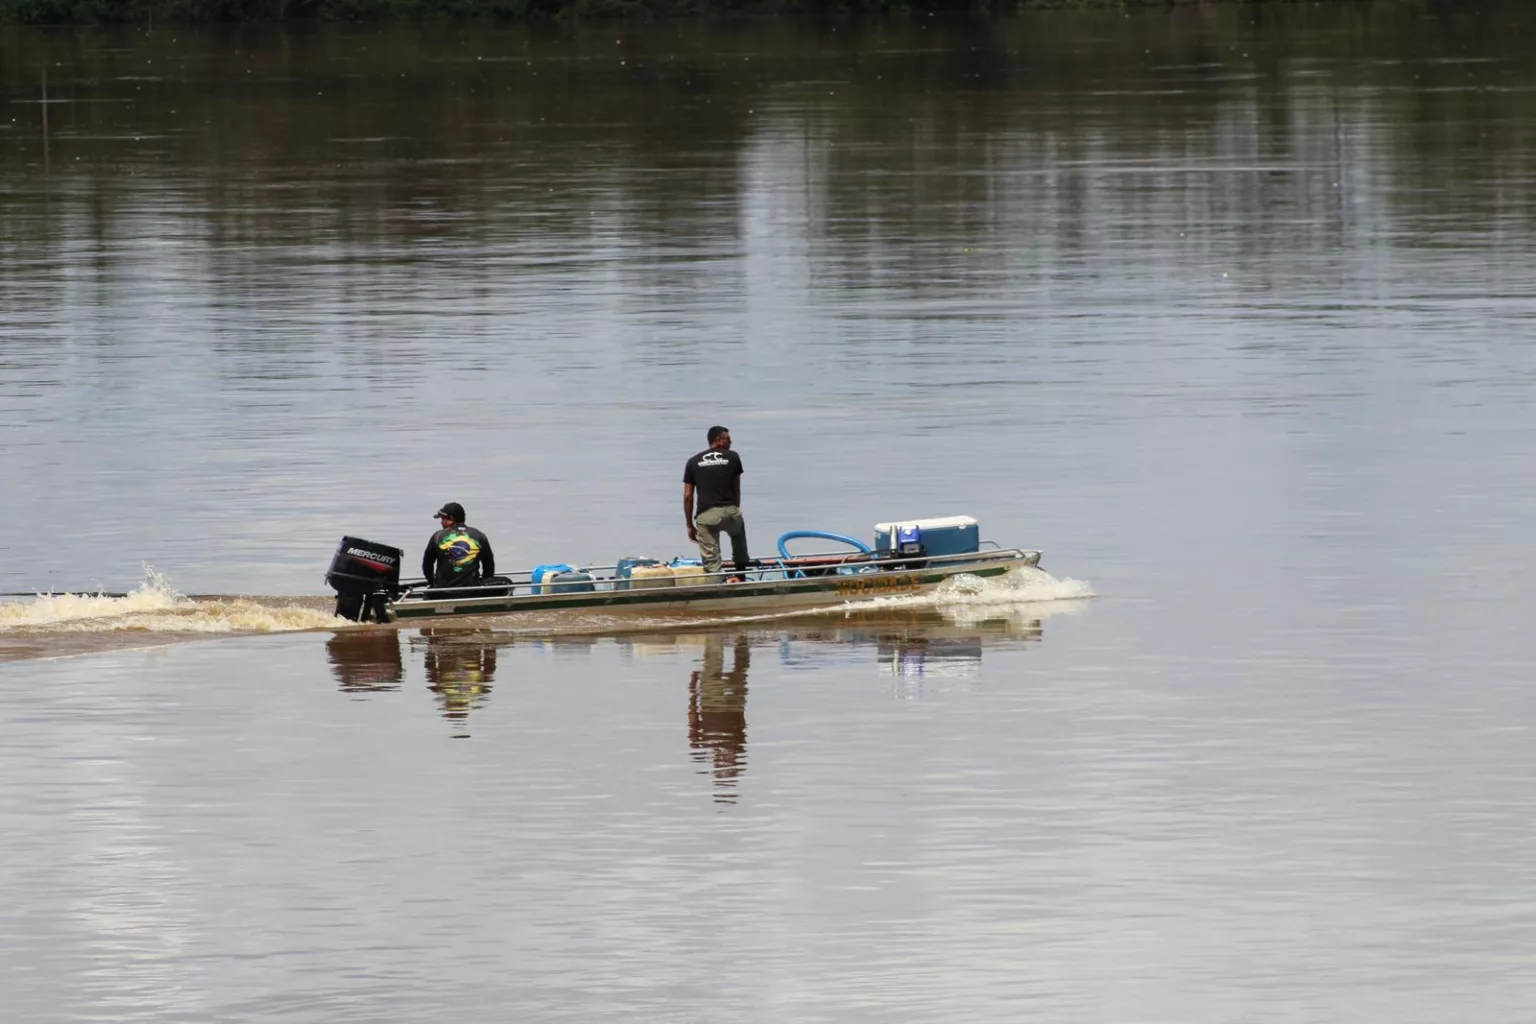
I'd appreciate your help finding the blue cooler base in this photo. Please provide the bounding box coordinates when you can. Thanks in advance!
[531,563,575,595]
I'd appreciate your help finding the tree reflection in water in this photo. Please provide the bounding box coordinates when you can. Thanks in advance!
[688,634,750,805]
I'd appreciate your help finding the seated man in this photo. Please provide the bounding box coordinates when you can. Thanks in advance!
[422,502,496,589]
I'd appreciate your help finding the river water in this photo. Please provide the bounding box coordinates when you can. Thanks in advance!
[3,6,1535,1022]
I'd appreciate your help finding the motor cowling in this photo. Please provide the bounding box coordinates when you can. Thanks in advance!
[893,524,926,557]
[869,524,927,571]
[325,536,403,622]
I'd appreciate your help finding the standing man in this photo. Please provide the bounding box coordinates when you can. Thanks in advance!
[423,502,496,589]
[683,426,749,582]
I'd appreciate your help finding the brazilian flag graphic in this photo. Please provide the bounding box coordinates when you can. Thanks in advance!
[438,531,482,575]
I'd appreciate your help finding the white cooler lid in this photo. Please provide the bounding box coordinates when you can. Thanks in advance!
[874,515,979,532]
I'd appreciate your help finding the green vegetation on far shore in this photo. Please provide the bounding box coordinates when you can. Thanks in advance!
[0,0,1312,26]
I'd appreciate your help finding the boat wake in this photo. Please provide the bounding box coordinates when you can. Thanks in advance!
[0,565,1092,660]
[0,567,341,656]
[863,565,1094,615]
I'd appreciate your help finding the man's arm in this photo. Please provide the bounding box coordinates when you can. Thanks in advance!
[479,533,495,579]
[683,483,697,541]
[422,537,436,580]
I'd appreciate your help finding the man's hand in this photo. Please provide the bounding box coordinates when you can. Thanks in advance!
[683,484,697,544]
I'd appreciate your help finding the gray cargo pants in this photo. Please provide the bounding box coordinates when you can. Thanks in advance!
[694,505,749,576]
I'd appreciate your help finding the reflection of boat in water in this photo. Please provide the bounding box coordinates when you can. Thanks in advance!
[326,630,404,692]
[766,606,1043,679]
[326,609,1049,787]
[611,606,1045,688]
[650,613,1044,798]
[324,627,502,737]
[879,636,982,679]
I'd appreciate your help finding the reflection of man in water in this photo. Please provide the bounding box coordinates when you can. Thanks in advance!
[422,628,498,737]
[688,634,750,801]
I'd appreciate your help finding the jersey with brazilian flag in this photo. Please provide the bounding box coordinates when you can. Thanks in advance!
[440,530,481,571]
[423,524,495,585]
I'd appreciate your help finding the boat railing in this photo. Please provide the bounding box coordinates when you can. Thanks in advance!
[394,546,1038,603]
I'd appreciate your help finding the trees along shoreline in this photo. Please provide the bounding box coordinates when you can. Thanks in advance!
[1,0,1317,27]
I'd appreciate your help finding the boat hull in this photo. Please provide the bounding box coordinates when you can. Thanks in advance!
[386,550,1037,621]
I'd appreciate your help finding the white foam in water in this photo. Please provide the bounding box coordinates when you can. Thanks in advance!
[854,565,1096,617]
[938,565,1095,604]
[0,566,342,634]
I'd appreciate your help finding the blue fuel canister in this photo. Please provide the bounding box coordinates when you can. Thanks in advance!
[531,563,575,595]
[614,556,662,591]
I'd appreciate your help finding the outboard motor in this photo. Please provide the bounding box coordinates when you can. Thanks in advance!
[325,536,403,623]
[893,524,925,558]
[881,524,928,570]
[875,516,981,569]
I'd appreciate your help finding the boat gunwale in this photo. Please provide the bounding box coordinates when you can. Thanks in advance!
[385,548,1041,620]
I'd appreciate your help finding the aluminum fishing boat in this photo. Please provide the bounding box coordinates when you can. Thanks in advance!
[323,516,1042,624]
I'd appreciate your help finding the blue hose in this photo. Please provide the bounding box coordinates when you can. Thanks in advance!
[776,530,872,562]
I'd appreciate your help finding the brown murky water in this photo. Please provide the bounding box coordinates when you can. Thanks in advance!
[3,7,1535,1021]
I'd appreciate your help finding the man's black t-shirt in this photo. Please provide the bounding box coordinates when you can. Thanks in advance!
[683,448,744,515]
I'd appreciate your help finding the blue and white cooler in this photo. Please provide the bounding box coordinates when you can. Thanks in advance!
[874,516,980,558]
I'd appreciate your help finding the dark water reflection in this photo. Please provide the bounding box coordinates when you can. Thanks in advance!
[321,609,1043,783]
[325,627,403,692]
[418,628,499,735]
[688,633,750,800]
[329,626,502,734]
